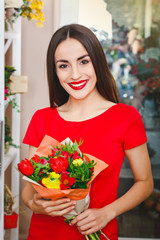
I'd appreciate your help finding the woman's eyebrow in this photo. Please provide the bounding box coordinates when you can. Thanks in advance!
[77,54,89,61]
[55,54,89,64]
[56,59,68,63]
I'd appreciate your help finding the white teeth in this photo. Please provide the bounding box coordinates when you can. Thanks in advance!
[70,81,87,87]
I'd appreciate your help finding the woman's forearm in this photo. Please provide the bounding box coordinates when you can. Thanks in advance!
[70,178,153,235]
[21,146,38,209]
[103,177,153,221]
[21,182,36,209]
[107,144,154,220]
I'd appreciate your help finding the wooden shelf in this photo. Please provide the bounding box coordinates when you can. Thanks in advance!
[4,146,17,171]
[5,31,20,40]
[4,31,20,54]
[1,6,21,240]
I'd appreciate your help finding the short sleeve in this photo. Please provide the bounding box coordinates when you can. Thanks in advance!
[124,107,147,150]
[23,110,44,147]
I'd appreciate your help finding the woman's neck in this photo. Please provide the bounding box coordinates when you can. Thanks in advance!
[68,89,102,109]
[57,89,115,122]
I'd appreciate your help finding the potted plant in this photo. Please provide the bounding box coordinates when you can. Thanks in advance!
[5,65,15,100]
[5,117,19,153]
[5,65,20,112]
[4,184,18,229]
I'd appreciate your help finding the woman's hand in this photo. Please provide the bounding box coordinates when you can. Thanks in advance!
[70,207,114,235]
[28,193,76,217]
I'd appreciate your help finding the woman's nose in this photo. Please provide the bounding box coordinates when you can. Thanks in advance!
[71,66,81,80]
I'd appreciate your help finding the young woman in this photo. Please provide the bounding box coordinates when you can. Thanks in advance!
[22,24,153,240]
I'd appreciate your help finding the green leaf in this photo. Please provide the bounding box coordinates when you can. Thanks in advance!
[40,156,49,160]
[75,181,87,189]
[34,166,41,176]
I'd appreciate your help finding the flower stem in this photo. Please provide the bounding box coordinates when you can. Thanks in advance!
[65,217,109,240]
[85,235,90,240]
[88,234,95,240]
[64,216,75,224]
[94,232,100,239]
[100,230,110,240]
[88,233,99,240]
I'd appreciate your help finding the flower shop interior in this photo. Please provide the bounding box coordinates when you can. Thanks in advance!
[0,0,160,240]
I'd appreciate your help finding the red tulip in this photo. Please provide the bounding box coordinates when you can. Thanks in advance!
[49,157,68,173]
[18,159,34,176]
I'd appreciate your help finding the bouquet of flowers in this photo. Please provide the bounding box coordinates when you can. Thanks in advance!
[18,135,109,240]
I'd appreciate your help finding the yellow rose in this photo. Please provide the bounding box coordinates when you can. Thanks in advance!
[72,158,84,167]
[42,172,61,189]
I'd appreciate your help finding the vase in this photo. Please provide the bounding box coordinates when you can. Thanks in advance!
[4,212,18,229]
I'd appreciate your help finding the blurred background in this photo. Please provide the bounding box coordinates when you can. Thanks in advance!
[1,0,160,239]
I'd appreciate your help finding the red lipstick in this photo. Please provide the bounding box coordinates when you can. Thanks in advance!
[68,80,89,90]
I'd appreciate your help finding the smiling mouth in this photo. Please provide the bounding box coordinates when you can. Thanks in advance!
[68,80,89,90]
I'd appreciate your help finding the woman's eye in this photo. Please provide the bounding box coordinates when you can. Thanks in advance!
[81,59,89,65]
[59,64,68,69]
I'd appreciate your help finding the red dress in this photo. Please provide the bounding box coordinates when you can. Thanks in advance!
[23,103,147,240]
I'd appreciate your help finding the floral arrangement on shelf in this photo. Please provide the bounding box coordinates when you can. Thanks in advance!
[144,189,160,219]
[19,0,45,28]
[4,184,15,215]
[5,65,15,100]
[5,0,45,30]
[5,117,19,153]
[5,65,20,112]
[17,135,108,240]
[4,184,18,229]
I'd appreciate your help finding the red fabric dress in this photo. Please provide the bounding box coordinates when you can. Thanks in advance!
[23,103,147,240]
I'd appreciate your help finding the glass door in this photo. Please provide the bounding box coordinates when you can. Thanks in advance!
[101,1,160,237]
[60,0,160,238]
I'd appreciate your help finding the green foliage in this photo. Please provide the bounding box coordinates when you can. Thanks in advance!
[69,159,96,189]
[29,160,51,183]
[8,98,21,112]
[5,65,20,112]
[61,139,83,155]
[5,65,16,86]
[5,117,19,149]
[21,140,97,189]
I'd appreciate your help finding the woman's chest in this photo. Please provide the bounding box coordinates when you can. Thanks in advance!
[43,117,126,170]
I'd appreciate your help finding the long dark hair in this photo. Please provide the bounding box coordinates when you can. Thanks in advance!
[47,24,119,107]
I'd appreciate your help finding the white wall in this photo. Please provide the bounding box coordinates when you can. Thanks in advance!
[60,0,79,26]
[59,0,112,37]
[78,0,112,38]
